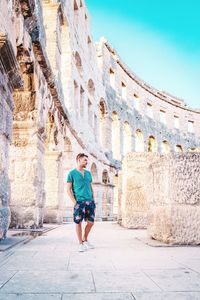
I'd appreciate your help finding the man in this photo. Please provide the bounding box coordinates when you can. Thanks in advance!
[66,153,96,252]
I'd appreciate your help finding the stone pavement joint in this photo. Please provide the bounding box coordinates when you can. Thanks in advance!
[0,222,200,299]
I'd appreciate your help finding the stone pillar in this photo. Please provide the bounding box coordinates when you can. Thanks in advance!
[10,122,45,228]
[148,153,200,245]
[44,151,64,224]
[120,152,159,229]
[42,2,60,76]
[100,114,112,153]
[113,175,119,220]
[119,122,123,159]
[91,182,102,221]
[117,171,123,224]
[0,131,11,239]
[0,88,13,239]
[101,184,114,221]
[62,143,75,222]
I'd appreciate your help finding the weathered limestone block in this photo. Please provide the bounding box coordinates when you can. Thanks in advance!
[120,152,159,229]
[44,150,64,224]
[10,125,45,229]
[148,153,200,244]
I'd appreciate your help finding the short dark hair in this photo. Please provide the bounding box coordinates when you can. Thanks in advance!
[76,153,88,161]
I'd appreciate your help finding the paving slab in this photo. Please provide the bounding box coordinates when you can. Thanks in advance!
[0,271,17,289]
[0,271,95,293]
[144,269,200,291]
[93,270,161,292]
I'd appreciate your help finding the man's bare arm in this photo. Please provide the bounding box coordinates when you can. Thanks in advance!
[67,182,76,205]
[90,183,95,202]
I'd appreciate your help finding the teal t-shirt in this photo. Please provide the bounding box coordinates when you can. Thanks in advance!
[67,168,93,202]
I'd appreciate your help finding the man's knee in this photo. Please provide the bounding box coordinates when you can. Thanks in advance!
[87,221,94,227]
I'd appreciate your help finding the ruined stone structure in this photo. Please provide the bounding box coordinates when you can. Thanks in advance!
[120,152,200,245]
[0,0,200,241]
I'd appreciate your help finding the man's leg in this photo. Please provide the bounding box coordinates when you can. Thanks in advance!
[76,222,83,244]
[83,221,94,242]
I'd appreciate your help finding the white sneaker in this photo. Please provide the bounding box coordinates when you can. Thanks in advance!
[83,240,95,249]
[79,243,86,252]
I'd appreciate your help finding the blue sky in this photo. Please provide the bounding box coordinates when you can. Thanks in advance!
[85,0,200,109]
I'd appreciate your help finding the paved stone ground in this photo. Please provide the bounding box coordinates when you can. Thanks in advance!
[0,222,200,299]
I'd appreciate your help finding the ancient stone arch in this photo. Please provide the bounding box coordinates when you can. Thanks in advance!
[135,129,144,152]
[73,80,79,118]
[88,79,95,96]
[74,51,83,74]
[161,140,170,154]
[175,144,183,152]
[148,136,158,153]
[112,111,121,159]
[74,0,79,11]
[102,169,110,184]
[188,147,198,152]
[123,121,132,155]
[99,99,110,150]
[91,163,98,183]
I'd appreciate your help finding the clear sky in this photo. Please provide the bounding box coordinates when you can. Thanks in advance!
[85,0,200,109]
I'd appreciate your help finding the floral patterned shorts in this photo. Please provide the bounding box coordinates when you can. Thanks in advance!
[73,200,96,224]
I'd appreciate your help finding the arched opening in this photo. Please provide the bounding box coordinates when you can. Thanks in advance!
[109,69,115,89]
[80,86,85,118]
[135,129,144,152]
[188,147,199,152]
[101,170,112,220]
[112,112,121,160]
[91,163,98,183]
[74,0,78,10]
[87,79,95,127]
[74,51,82,74]
[73,80,79,118]
[99,99,109,150]
[88,79,95,97]
[148,136,158,153]
[123,121,132,155]
[133,93,140,110]
[87,36,92,57]
[74,1,79,27]
[175,145,183,152]
[102,170,110,185]
[121,82,127,100]
[161,140,170,154]
[147,103,153,118]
